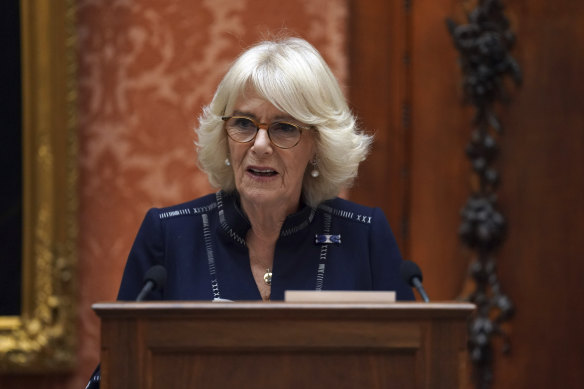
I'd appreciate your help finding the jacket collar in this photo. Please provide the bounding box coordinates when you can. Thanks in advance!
[216,190,316,246]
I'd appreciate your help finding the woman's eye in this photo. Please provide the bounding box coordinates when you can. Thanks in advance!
[271,123,297,133]
[234,118,255,129]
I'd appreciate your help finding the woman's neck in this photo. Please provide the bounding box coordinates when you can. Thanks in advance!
[240,195,300,302]
[241,197,297,241]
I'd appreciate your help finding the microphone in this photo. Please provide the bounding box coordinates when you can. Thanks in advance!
[136,265,167,302]
[401,260,430,302]
[86,265,167,388]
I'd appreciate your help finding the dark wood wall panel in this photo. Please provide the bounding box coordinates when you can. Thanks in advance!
[407,0,470,300]
[492,0,584,387]
[348,0,410,255]
[349,0,584,387]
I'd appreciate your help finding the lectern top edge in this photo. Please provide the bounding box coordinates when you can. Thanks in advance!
[92,301,475,320]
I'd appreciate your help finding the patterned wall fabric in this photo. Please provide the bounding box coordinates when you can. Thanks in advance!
[74,1,347,387]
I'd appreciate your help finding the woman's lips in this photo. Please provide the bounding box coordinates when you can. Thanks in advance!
[247,166,278,177]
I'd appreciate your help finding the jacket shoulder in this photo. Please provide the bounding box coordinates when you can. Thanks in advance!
[156,192,219,220]
[318,197,380,226]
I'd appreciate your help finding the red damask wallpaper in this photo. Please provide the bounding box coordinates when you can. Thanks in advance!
[72,1,348,388]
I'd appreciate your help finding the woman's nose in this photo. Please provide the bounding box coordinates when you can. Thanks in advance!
[251,128,273,154]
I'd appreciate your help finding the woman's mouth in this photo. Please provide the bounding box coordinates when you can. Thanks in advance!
[247,167,278,177]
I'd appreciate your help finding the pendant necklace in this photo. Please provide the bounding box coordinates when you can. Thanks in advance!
[263,268,272,285]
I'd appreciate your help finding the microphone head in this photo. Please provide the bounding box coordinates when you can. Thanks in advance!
[400,260,423,286]
[143,265,167,291]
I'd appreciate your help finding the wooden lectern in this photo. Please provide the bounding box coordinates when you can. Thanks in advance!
[93,302,474,389]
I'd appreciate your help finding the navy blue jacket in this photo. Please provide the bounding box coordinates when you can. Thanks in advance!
[117,191,414,301]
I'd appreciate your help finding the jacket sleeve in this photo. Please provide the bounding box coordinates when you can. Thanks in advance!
[116,208,165,301]
[369,207,415,301]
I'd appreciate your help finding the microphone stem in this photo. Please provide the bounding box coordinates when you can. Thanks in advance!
[412,277,430,303]
[136,281,154,302]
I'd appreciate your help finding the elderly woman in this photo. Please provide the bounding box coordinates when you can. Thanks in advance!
[86,36,414,389]
[115,37,414,302]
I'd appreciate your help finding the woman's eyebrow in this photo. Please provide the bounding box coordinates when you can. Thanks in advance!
[231,111,296,123]
[272,114,296,122]
[232,110,256,119]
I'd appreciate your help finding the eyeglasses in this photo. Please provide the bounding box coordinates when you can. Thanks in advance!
[222,116,309,149]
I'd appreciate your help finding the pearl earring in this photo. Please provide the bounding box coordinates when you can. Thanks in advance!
[310,158,320,178]
[225,158,231,167]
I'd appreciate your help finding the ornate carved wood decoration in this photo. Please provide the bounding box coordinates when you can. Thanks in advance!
[446,1,521,388]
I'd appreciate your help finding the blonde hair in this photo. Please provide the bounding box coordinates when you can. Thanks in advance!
[196,37,372,207]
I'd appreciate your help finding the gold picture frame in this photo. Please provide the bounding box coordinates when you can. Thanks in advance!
[0,0,77,372]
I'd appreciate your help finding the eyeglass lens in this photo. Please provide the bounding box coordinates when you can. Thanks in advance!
[225,117,301,148]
